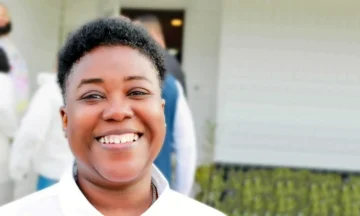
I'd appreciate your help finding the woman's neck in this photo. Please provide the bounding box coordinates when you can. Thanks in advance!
[77,170,154,216]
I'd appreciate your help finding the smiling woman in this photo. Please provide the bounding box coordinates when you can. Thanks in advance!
[0,17,225,216]
[63,45,165,186]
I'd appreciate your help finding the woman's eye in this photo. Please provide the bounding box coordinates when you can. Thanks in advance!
[128,91,148,96]
[82,94,104,100]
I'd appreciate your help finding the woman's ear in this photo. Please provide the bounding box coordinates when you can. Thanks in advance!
[161,99,165,110]
[60,106,68,137]
[161,99,166,128]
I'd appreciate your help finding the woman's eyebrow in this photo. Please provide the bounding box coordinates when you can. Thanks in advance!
[77,78,104,89]
[124,75,152,83]
[77,76,151,89]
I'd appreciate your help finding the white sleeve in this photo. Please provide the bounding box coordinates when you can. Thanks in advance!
[0,77,17,138]
[172,81,197,196]
[9,85,52,181]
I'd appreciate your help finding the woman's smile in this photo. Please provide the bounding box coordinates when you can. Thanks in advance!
[95,130,144,151]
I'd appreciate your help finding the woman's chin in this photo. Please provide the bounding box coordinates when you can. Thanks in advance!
[97,164,144,183]
[102,173,138,183]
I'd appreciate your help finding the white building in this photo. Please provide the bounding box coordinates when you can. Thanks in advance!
[6,0,360,172]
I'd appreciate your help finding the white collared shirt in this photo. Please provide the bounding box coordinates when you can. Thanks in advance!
[0,165,226,216]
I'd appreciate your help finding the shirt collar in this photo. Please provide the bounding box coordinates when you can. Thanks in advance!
[59,164,170,216]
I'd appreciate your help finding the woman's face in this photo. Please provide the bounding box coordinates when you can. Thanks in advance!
[60,46,165,184]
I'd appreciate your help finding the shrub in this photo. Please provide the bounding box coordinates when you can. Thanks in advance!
[195,165,360,216]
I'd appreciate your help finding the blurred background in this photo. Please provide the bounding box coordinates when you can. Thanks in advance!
[1,0,360,215]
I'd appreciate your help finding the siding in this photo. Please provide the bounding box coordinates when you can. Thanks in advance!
[215,0,360,171]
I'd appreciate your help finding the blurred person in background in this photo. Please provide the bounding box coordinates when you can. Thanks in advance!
[134,15,196,196]
[0,3,29,116]
[9,53,74,192]
[0,47,17,205]
[134,14,187,95]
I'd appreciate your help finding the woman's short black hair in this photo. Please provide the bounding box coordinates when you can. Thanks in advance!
[57,17,166,98]
[0,47,10,73]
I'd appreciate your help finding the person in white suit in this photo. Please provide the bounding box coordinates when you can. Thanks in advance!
[0,47,17,206]
[9,66,74,192]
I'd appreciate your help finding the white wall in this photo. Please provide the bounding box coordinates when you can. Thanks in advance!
[121,0,222,164]
[180,0,221,164]
[6,0,121,93]
[6,0,62,92]
[60,0,99,44]
[215,0,360,171]
[60,0,121,44]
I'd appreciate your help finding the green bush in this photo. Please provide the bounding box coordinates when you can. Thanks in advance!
[195,165,360,216]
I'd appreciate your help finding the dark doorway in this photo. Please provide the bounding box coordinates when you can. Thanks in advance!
[121,8,185,63]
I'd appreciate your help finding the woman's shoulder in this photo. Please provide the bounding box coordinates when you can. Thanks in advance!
[158,189,226,216]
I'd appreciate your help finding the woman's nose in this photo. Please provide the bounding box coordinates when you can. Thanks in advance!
[102,98,134,122]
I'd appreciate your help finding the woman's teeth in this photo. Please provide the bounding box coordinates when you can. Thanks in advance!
[99,133,139,144]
